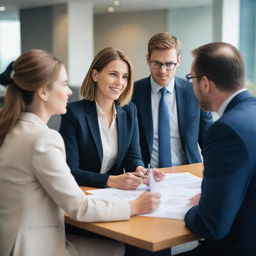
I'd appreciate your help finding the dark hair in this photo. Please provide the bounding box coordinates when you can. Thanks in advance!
[192,42,245,91]
[0,62,14,86]
[148,32,181,57]
[80,47,134,107]
[0,49,62,146]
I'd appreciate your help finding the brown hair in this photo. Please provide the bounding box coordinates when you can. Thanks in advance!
[80,47,134,107]
[148,32,181,57]
[0,49,62,146]
[192,42,245,91]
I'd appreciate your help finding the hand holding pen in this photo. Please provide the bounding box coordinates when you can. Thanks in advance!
[106,168,144,190]
[135,164,165,185]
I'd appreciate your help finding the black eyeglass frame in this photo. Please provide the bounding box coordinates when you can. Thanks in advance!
[185,73,202,83]
[149,61,177,71]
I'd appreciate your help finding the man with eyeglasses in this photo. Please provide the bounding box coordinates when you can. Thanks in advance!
[176,42,256,256]
[132,32,213,170]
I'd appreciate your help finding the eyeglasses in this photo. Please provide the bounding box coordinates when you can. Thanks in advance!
[149,61,177,71]
[185,73,201,83]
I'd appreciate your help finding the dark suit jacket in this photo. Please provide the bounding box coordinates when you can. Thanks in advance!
[185,91,256,256]
[132,76,213,166]
[59,100,144,187]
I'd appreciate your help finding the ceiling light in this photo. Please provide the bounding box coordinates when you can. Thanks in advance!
[0,6,6,11]
[113,1,120,6]
[107,6,114,13]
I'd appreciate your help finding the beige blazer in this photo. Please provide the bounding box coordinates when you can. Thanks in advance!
[0,113,130,256]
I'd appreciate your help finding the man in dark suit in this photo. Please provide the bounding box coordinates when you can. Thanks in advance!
[132,32,212,168]
[177,42,256,256]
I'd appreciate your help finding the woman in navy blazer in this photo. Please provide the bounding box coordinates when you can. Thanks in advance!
[60,47,163,190]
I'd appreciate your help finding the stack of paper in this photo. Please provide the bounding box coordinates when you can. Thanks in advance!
[87,172,202,219]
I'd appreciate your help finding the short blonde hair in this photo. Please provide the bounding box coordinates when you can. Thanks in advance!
[80,47,134,107]
[148,32,181,57]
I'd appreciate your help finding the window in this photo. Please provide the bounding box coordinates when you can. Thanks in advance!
[240,0,256,94]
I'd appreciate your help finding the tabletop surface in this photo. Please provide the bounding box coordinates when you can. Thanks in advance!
[65,163,203,251]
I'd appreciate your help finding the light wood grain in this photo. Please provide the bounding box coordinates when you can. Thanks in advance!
[65,163,204,251]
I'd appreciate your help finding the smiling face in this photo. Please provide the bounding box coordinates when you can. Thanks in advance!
[46,64,72,115]
[147,49,180,87]
[93,59,129,104]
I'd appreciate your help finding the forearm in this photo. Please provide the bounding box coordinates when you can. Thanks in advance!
[71,167,110,187]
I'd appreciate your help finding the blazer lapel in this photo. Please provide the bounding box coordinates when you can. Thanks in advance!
[175,80,187,147]
[85,101,103,164]
[140,78,154,153]
[116,104,125,168]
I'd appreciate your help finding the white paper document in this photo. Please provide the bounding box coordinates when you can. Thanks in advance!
[87,172,202,219]
[148,169,158,192]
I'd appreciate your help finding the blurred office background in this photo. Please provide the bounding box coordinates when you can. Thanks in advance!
[0,1,254,253]
[0,0,255,129]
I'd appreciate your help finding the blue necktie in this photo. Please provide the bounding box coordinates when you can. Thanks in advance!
[158,88,172,167]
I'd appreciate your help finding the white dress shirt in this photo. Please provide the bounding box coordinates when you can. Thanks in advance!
[96,102,118,174]
[150,77,186,168]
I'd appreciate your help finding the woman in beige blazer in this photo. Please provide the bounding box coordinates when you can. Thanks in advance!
[0,49,161,256]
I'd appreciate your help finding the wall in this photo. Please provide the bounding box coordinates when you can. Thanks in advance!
[167,5,213,78]
[52,4,68,70]
[94,10,167,80]
[19,4,82,130]
[20,6,53,52]
[67,2,94,87]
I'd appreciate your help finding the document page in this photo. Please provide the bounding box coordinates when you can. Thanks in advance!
[87,172,202,219]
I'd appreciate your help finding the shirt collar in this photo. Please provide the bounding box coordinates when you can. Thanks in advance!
[150,76,175,95]
[217,88,247,117]
[95,102,117,119]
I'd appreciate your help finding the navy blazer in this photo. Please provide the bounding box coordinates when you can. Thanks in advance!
[59,100,144,187]
[185,91,256,255]
[132,76,213,166]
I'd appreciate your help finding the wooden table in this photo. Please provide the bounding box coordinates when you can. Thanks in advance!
[65,163,203,252]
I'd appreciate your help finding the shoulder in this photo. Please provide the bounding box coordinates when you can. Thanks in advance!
[175,76,199,102]
[117,102,137,117]
[175,76,193,91]
[66,99,88,113]
[133,77,150,101]
[217,98,256,132]
[64,99,94,121]
[122,101,136,111]
[134,77,150,91]
[134,76,150,86]
[34,128,65,152]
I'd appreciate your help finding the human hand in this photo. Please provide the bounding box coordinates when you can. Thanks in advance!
[134,165,147,178]
[107,173,143,190]
[189,193,201,206]
[143,169,165,185]
[129,191,161,215]
[152,169,165,182]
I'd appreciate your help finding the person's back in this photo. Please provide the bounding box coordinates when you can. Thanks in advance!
[0,113,71,255]
[197,95,256,255]
[180,42,256,256]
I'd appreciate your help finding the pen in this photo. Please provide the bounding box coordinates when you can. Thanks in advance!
[146,163,151,175]
[146,164,151,191]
